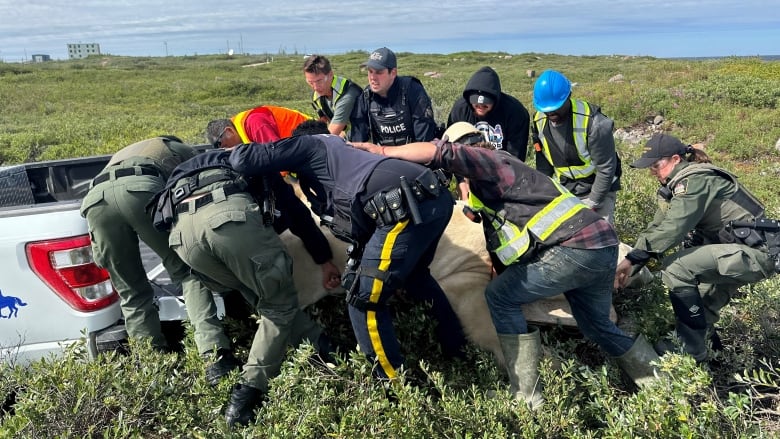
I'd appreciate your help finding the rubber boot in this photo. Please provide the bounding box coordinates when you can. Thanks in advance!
[224,384,264,427]
[613,335,663,387]
[497,327,543,410]
[204,348,241,387]
[655,286,709,362]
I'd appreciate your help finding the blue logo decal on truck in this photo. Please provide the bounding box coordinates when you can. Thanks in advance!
[0,290,27,319]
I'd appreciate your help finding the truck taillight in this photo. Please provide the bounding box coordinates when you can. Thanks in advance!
[26,235,118,312]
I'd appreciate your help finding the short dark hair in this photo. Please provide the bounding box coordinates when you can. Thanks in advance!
[205,119,234,145]
[302,55,332,75]
[292,120,329,136]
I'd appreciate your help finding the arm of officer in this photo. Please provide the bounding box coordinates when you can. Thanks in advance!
[351,141,436,164]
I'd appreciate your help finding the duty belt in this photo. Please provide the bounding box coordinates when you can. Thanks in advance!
[362,169,449,227]
[175,184,244,214]
[92,166,160,186]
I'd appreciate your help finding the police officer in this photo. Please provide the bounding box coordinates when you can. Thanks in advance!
[80,136,206,351]
[615,133,777,362]
[156,152,334,426]
[175,128,342,390]
[303,54,362,137]
[353,123,662,409]
[350,47,437,146]
[532,70,622,224]
[228,121,468,383]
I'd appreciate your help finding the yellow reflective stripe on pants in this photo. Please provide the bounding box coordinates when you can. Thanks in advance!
[368,219,409,379]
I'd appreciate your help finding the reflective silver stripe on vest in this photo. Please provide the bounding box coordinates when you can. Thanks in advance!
[469,185,586,265]
[535,99,596,180]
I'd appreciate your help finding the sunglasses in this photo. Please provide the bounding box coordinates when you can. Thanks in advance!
[212,127,227,148]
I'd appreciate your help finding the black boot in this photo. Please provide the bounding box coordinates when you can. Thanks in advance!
[204,349,241,387]
[655,286,709,362]
[224,384,264,427]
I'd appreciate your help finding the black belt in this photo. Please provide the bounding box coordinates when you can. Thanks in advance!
[92,167,160,186]
[175,184,245,214]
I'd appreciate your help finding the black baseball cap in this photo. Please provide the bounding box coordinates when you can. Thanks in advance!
[631,133,688,168]
[360,47,397,70]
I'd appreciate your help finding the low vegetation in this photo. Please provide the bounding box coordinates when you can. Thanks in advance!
[1,52,780,437]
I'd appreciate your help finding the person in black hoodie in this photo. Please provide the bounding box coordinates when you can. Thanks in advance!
[447,66,531,199]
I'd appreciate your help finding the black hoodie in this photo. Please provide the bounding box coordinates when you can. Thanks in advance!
[447,66,530,160]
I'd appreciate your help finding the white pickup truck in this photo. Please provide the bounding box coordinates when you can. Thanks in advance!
[0,154,213,365]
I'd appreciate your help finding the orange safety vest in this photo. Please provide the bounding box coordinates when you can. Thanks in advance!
[231,106,311,143]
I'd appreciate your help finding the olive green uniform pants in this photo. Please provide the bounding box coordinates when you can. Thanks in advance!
[661,243,775,324]
[169,186,322,391]
[82,168,218,350]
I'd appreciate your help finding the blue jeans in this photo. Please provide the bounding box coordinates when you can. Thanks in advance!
[485,245,633,357]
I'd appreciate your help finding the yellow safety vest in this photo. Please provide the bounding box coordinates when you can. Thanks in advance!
[231,106,310,143]
[468,179,587,265]
[311,76,352,109]
[534,99,596,181]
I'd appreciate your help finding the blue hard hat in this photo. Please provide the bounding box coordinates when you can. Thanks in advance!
[533,70,571,112]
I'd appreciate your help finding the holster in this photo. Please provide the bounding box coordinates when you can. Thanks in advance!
[151,189,176,232]
[731,227,765,248]
[362,169,446,227]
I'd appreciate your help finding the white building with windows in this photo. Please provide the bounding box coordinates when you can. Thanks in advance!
[67,43,100,59]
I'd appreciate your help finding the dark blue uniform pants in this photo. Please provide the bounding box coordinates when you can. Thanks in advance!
[347,191,466,380]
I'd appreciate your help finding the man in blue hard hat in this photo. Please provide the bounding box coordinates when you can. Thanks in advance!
[531,70,622,224]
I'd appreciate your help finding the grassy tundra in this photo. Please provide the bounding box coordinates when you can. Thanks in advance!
[1,52,780,438]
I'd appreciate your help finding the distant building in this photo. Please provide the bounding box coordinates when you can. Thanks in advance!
[31,54,51,63]
[67,43,100,60]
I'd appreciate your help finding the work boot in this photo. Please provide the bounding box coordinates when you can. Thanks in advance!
[497,327,544,410]
[204,348,241,387]
[614,335,663,387]
[224,383,264,427]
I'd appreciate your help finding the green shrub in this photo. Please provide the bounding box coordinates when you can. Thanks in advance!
[2,52,780,437]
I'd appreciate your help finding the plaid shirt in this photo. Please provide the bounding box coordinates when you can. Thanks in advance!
[431,140,617,249]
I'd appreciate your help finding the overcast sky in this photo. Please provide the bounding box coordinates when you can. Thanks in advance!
[1,0,778,62]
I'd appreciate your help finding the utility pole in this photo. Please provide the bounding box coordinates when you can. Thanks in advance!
[164,41,168,57]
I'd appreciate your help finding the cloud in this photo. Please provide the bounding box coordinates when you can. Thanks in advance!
[0,0,778,61]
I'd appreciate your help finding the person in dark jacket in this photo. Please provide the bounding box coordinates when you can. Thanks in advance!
[154,148,337,427]
[447,66,530,199]
[168,147,340,387]
[228,125,468,387]
[532,70,621,224]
